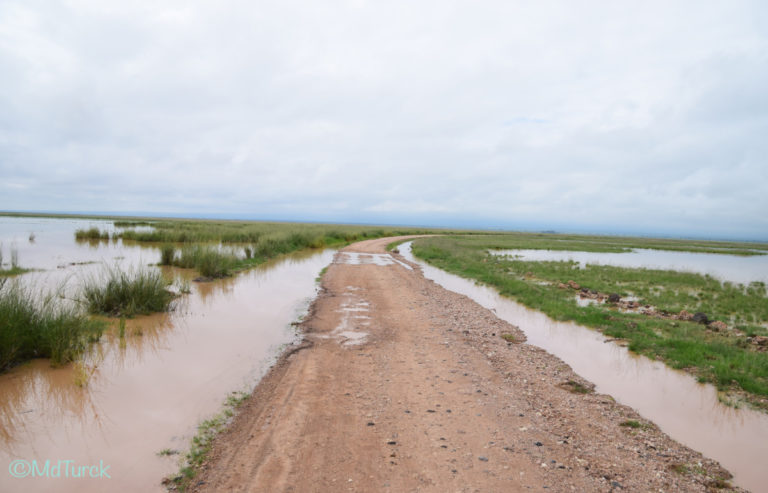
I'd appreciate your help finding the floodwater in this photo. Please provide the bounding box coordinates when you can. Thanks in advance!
[401,242,768,492]
[336,251,413,270]
[0,216,335,492]
[489,248,768,285]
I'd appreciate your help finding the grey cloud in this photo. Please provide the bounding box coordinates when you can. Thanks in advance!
[1,1,767,239]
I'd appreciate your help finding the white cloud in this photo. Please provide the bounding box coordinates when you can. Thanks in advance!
[0,0,766,239]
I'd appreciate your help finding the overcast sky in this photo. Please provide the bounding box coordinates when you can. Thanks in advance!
[1,1,767,239]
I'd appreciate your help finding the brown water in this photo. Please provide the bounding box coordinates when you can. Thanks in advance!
[0,217,335,492]
[402,242,768,492]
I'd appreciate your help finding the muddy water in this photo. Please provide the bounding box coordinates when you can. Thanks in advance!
[490,248,768,285]
[401,242,768,492]
[0,217,335,493]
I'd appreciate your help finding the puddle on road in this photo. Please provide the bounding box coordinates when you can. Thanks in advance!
[490,248,768,285]
[0,217,335,493]
[315,287,371,347]
[335,251,412,270]
[402,242,768,492]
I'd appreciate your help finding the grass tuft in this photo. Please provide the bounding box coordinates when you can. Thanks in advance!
[559,379,594,394]
[159,244,176,266]
[500,333,519,343]
[0,279,105,371]
[75,227,110,241]
[175,245,238,279]
[82,266,176,317]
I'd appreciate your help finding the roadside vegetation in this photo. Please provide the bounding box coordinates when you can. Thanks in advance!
[82,266,177,317]
[0,279,105,371]
[412,235,768,410]
[164,391,250,492]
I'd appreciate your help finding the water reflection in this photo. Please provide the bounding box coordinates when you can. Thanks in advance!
[490,248,768,285]
[0,361,100,454]
[402,242,768,492]
[0,216,336,493]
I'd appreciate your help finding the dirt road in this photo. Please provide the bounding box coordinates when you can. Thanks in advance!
[192,237,739,492]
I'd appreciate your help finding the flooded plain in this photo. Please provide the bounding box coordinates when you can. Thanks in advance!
[402,242,768,492]
[489,248,768,285]
[0,217,334,492]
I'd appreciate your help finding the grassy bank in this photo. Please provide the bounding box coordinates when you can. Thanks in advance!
[0,279,105,371]
[82,266,176,317]
[164,391,250,492]
[411,236,768,409]
[79,218,450,246]
[72,218,475,278]
[446,232,768,256]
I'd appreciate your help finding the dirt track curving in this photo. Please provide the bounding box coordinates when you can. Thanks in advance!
[191,237,740,492]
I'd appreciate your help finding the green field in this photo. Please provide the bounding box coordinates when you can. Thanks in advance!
[411,234,768,410]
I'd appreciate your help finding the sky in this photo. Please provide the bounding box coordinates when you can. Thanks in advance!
[1,1,767,240]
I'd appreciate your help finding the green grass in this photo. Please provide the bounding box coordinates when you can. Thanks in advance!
[63,217,478,277]
[0,243,30,277]
[0,279,105,371]
[74,227,110,241]
[386,237,420,251]
[559,379,594,394]
[435,232,768,256]
[159,244,176,266]
[500,333,518,343]
[412,235,768,409]
[619,420,647,429]
[82,266,177,317]
[174,245,239,278]
[114,220,154,227]
[166,391,250,492]
[0,266,30,277]
[112,219,441,245]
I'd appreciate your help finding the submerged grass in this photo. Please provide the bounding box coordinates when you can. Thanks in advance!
[0,243,30,277]
[0,279,105,371]
[82,266,176,317]
[412,236,768,409]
